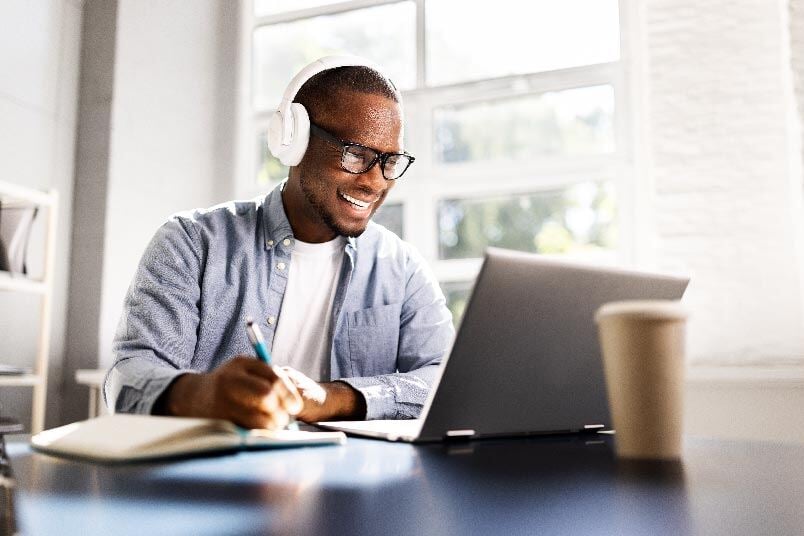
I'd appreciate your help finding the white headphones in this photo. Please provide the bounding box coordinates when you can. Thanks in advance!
[266,55,387,166]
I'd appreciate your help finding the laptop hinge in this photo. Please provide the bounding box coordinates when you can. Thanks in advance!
[582,424,606,433]
[444,429,475,440]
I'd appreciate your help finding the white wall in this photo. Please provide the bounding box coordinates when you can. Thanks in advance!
[792,0,804,215]
[636,0,804,443]
[0,0,83,428]
[0,0,239,427]
[97,0,238,368]
[638,0,804,365]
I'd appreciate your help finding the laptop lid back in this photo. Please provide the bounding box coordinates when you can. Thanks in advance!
[417,248,689,442]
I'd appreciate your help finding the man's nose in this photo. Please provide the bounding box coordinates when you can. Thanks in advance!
[356,160,386,193]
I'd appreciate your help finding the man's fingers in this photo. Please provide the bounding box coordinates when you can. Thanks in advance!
[273,368,304,415]
[235,358,303,412]
[279,366,304,384]
[231,374,274,402]
[235,356,278,381]
[266,410,289,431]
[238,410,286,431]
[229,371,299,425]
[215,356,304,425]
[259,389,281,414]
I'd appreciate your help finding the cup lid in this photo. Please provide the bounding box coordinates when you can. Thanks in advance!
[595,300,688,322]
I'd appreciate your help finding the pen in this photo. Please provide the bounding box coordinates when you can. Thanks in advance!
[245,317,299,431]
[245,317,272,365]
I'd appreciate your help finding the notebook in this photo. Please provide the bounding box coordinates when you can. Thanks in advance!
[31,414,346,462]
[319,247,689,443]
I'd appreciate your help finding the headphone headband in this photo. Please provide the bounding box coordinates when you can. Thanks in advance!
[276,55,384,146]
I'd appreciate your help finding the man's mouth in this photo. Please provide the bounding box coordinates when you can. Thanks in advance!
[339,191,376,211]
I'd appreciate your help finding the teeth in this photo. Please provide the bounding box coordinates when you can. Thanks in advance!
[340,192,371,209]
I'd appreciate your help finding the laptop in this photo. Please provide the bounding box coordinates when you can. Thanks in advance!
[319,247,690,442]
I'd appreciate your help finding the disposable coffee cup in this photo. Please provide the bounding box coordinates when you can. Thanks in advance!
[595,300,688,460]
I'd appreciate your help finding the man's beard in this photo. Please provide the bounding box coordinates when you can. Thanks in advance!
[299,172,375,238]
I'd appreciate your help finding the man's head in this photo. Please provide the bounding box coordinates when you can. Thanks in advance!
[279,63,406,242]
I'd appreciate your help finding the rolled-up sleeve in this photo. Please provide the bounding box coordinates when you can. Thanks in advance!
[104,217,203,415]
[339,246,454,419]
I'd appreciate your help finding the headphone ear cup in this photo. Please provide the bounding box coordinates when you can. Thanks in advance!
[277,103,310,166]
[266,110,284,158]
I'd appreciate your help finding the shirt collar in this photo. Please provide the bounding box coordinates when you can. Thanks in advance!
[261,180,357,251]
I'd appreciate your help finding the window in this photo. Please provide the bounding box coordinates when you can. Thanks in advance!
[243,0,629,327]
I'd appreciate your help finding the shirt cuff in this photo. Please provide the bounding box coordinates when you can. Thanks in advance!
[337,376,398,420]
[138,368,193,415]
[106,364,194,416]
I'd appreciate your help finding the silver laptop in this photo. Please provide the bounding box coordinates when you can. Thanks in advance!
[319,247,690,442]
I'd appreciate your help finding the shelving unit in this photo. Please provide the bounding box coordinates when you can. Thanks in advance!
[0,180,58,434]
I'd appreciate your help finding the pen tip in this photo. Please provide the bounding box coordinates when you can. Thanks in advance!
[245,316,254,326]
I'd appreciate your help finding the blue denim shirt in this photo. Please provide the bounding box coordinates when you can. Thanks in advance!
[105,182,455,420]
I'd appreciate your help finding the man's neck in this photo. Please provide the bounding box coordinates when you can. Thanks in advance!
[280,185,337,243]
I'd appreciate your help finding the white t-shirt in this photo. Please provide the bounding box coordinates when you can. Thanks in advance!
[271,236,346,382]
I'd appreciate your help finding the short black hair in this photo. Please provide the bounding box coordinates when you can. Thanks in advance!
[294,65,400,122]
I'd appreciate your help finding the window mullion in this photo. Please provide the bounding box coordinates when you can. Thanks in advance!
[403,62,619,104]
[415,0,426,89]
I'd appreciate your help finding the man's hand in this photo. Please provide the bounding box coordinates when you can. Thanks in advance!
[279,367,367,422]
[156,356,303,430]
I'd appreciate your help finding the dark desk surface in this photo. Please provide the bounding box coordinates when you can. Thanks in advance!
[6,432,804,536]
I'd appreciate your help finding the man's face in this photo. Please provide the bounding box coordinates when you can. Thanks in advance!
[291,90,402,240]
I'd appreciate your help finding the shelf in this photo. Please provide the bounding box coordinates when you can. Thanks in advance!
[0,181,57,206]
[0,374,42,386]
[0,270,47,293]
[0,181,58,434]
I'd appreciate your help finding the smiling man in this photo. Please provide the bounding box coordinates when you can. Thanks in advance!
[104,58,455,429]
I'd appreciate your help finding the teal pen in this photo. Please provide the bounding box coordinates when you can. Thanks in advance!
[245,317,299,430]
[245,317,272,364]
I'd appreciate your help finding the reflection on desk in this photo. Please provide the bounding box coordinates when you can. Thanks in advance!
[7,433,804,535]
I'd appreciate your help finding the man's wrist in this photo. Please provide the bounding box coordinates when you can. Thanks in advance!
[153,373,201,417]
[323,381,367,420]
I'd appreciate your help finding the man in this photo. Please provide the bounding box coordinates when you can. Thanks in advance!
[105,58,454,430]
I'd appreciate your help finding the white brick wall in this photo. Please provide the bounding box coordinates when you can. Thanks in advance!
[793,0,804,201]
[641,0,804,364]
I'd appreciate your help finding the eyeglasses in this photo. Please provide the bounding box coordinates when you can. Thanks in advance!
[309,122,415,181]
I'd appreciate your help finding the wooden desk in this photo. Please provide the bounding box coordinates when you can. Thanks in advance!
[6,433,804,535]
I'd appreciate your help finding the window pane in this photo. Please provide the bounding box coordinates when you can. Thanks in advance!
[372,203,404,238]
[256,132,289,186]
[435,85,615,164]
[442,280,473,328]
[426,0,620,86]
[254,0,343,17]
[438,181,617,260]
[253,2,416,110]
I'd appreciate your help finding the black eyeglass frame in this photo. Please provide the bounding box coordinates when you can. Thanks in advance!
[309,122,415,180]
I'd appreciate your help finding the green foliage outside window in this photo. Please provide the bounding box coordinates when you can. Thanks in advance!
[438,181,617,260]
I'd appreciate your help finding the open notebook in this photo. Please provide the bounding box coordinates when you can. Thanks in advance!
[31,414,346,462]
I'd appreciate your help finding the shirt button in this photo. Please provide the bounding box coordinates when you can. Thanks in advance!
[267,316,276,325]
[277,262,286,270]
[266,239,274,248]
[283,238,291,246]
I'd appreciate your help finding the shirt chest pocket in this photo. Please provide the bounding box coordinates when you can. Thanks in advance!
[346,302,402,377]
